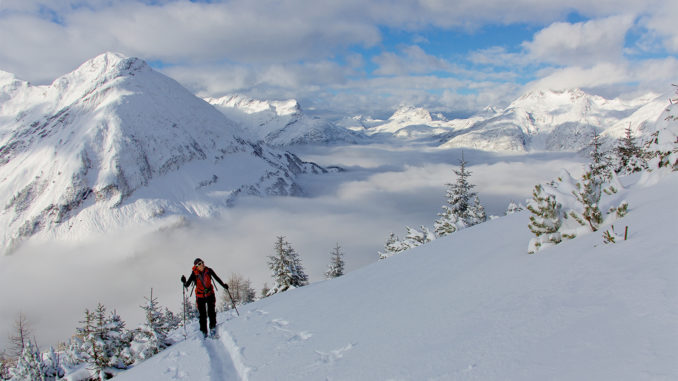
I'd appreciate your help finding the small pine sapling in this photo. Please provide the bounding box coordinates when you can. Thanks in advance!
[527,184,564,253]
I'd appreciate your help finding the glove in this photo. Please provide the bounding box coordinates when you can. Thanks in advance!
[224,283,229,290]
[181,275,186,285]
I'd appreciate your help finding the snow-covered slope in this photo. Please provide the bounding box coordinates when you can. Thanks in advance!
[0,53,327,254]
[205,95,363,146]
[116,168,678,380]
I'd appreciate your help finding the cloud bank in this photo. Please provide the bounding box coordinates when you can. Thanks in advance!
[1,1,676,115]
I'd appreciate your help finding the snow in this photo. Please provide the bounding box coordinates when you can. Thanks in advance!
[205,94,362,146]
[0,52,326,254]
[113,169,678,380]
[1,52,677,379]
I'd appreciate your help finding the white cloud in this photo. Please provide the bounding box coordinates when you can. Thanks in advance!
[523,15,635,66]
[640,2,678,52]
[373,45,455,76]
[526,63,630,91]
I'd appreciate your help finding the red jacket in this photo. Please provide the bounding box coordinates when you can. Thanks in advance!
[184,266,226,298]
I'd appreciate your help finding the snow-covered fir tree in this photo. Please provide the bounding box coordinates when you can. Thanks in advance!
[378,232,409,260]
[568,170,604,232]
[0,351,11,380]
[403,226,436,248]
[106,310,133,369]
[41,346,64,380]
[614,125,648,174]
[324,243,345,279]
[132,289,171,361]
[589,130,612,181]
[505,201,525,215]
[267,236,308,295]
[63,338,86,372]
[75,303,131,380]
[434,155,486,237]
[9,341,45,381]
[527,184,564,254]
[76,307,108,379]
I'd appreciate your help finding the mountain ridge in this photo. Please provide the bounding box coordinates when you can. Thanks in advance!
[0,52,328,254]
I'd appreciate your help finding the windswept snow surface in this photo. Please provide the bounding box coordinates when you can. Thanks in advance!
[117,170,678,380]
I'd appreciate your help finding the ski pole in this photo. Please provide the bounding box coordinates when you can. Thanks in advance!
[182,284,187,339]
[226,288,240,316]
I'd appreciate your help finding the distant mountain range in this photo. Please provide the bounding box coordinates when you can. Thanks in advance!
[337,89,668,152]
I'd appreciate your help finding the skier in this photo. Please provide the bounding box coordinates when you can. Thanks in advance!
[181,258,229,338]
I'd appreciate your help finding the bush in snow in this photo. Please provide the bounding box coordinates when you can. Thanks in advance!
[434,155,486,237]
[324,243,346,279]
[267,236,308,295]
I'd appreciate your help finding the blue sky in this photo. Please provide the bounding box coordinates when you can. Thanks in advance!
[0,0,676,116]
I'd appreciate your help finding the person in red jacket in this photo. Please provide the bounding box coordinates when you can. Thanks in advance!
[181,258,229,338]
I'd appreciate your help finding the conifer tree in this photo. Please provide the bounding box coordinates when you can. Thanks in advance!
[42,346,64,379]
[403,226,436,248]
[589,130,612,181]
[378,232,409,259]
[505,201,525,215]
[267,236,308,295]
[325,243,346,279]
[527,184,564,254]
[569,170,603,232]
[0,350,11,380]
[434,154,486,237]
[614,125,647,174]
[9,341,45,381]
[105,310,133,369]
[133,289,170,361]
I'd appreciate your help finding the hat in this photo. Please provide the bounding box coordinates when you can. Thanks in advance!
[194,258,203,265]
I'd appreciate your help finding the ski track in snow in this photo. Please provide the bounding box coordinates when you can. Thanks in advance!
[217,322,253,381]
[203,332,239,381]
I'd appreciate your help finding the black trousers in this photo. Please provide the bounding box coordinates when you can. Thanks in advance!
[196,293,217,335]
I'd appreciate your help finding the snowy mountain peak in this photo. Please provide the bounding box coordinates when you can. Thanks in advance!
[205,94,301,118]
[389,106,434,123]
[0,54,328,254]
[206,94,361,146]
